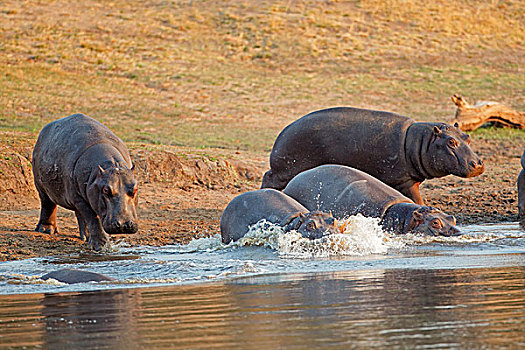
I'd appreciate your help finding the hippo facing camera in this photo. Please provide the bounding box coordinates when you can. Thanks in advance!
[32,114,139,251]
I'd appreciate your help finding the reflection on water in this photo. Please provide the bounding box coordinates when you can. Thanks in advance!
[1,266,524,349]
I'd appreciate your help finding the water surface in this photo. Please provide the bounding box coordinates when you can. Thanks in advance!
[0,221,524,348]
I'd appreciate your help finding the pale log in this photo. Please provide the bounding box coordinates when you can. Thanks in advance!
[452,94,525,131]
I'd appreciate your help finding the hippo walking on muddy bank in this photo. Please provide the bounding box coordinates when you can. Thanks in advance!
[262,107,484,204]
[518,150,525,221]
[32,114,139,250]
[220,189,339,244]
[283,165,460,236]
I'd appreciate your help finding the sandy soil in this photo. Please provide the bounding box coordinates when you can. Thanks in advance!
[0,134,523,261]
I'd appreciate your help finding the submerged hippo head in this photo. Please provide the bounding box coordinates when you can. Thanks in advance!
[281,211,339,239]
[408,206,460,237]
[426,123,484,178]
[87,164,139,234]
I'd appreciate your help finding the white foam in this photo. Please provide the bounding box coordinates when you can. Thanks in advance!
[232,214,393,258]
[1,274,66,286]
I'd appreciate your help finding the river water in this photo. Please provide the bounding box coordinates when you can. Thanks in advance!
[0,218,524,349]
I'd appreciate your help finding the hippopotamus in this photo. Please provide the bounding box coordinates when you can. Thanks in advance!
[519,150,525,221]
[41,269,114,284]
[262,107,484,204]
[32,113,139,251]
[283,165,460,236]
[220,188,339,244]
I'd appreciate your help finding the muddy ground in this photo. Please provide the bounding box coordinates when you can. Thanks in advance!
[0,134,523,261]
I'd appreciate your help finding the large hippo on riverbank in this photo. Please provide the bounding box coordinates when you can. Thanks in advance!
[519,150,525,221]
[220,189,339,244]
[32,114,139,250]
[262,107,484,204]
[283,165,460,236]
[41,269,115,284]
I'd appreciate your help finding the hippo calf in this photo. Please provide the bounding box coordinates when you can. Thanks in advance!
[32,114,139,250]
[262,107,484,204]
[41,269,114,284]
[283,165,460,236]
[519,150,525,221]
[220,188,339,244]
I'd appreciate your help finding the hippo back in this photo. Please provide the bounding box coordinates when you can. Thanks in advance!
[33,114,131,178]
[41,269,114,284]
[220,189,307,243]
[263,107,413,190]
[283,165,412,219]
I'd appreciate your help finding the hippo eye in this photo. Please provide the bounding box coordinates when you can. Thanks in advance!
[306,222,317,231]
[447,138,459,149]
[102,186,112,196]
[431,219,443,229]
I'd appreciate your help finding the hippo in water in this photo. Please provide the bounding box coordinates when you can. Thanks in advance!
[220,188,339,244]
[32,114,139,251]
[519,150,525,221]
[41,269,114,284]
[283,165,460,236]
[262,107,484,204]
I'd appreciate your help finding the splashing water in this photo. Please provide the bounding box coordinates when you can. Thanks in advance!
[232,214,394,258]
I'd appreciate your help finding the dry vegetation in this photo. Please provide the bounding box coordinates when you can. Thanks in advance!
[0,0,524,260]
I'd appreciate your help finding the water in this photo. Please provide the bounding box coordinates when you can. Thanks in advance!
[0,220,524,348]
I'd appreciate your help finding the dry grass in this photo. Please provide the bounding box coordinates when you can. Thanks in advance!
[0,0,523,152]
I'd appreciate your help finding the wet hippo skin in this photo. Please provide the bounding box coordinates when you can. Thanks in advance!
[283,165,460,236]
[41,269,114,284]
[262,107,484,204]
[32,114,139,251]
[220,188,339,244]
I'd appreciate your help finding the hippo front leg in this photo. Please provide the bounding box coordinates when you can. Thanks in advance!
[74,201,110,251]
[518,169,525,221]
[399,182,424,205]
[75,211,88,241]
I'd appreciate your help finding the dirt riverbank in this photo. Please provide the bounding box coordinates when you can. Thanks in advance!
[0,134,523,261]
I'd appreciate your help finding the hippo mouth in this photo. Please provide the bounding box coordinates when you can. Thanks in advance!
[465,161,485,177]
[438,227,461,237]
[455,158,485,178]
[103,221,139,235]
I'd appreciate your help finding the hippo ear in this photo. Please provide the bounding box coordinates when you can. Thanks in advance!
[98,165,105,174]
[280,212,307,231]
[412,209,424,221]
[280,212,301,227]
[433,126,441,135]
[454,122,459,128]
[295,213,307,229]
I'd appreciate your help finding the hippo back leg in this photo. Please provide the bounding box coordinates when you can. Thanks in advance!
[35,187,58,234]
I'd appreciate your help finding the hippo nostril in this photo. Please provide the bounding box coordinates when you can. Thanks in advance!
[470,160,483,169]
[124,221,138,233]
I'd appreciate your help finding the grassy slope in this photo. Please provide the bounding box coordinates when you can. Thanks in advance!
[0,0,524,153]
